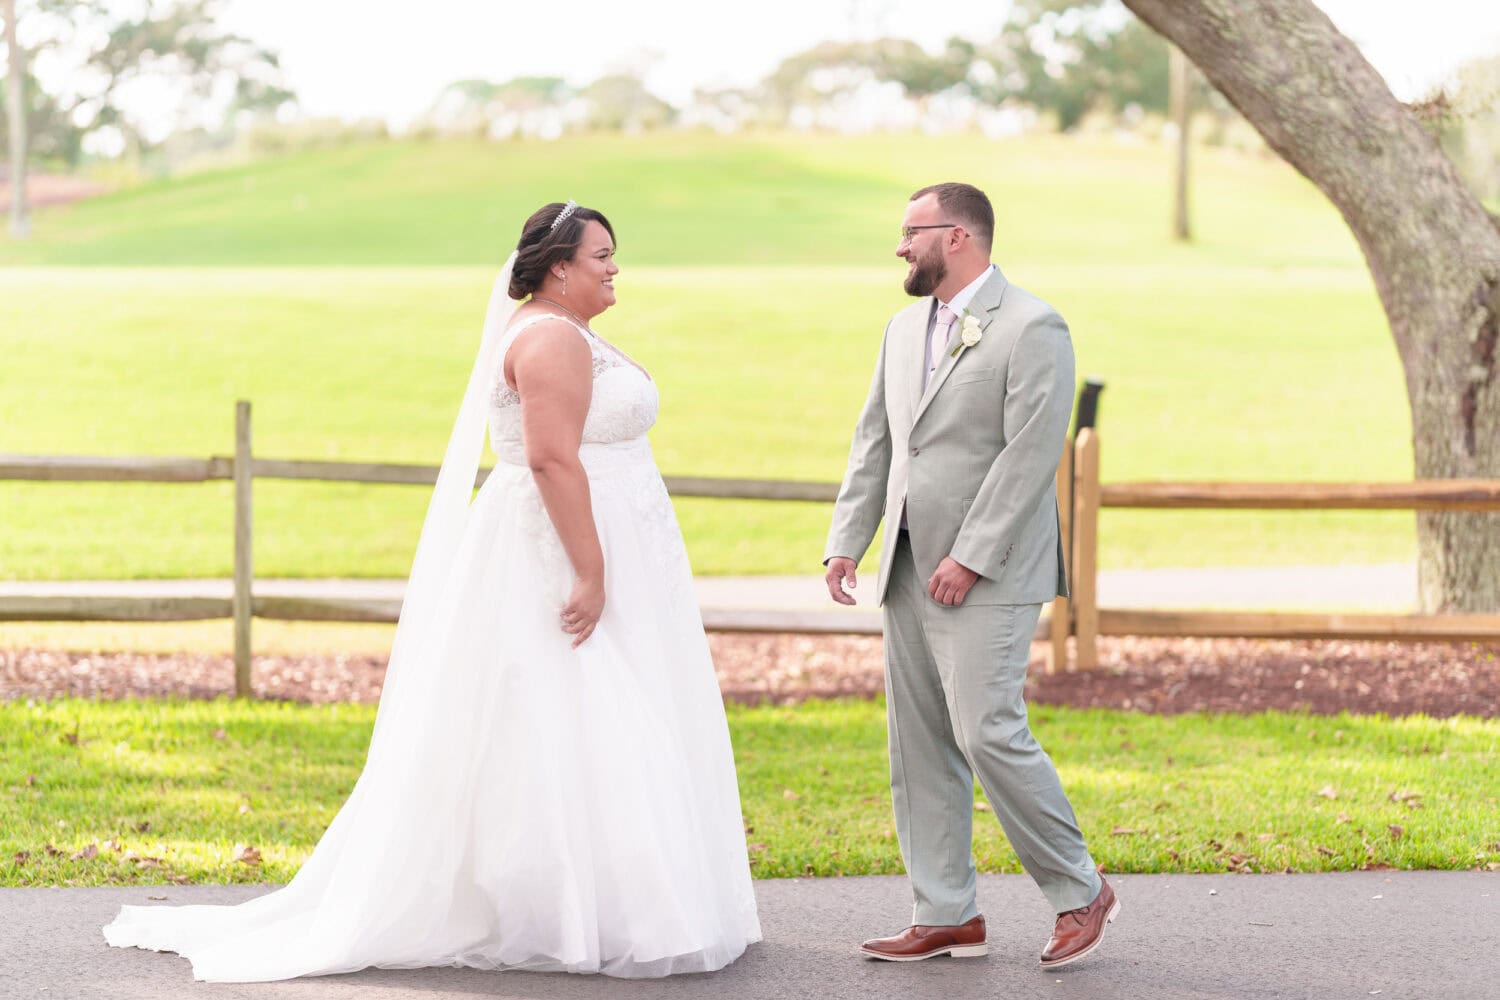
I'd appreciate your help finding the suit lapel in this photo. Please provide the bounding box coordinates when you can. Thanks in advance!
[910,267,1009,429]
[900,298,934,427]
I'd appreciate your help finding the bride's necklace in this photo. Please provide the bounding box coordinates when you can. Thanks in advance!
[531,297,593,333]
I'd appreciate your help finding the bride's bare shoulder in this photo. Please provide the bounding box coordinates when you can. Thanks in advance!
[508,305,588,340]
[505,313,592,384]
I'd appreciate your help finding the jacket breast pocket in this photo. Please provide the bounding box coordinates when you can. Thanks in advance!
[951,366,998,387]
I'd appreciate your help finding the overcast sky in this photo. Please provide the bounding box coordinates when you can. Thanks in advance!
[208,0,1500,128]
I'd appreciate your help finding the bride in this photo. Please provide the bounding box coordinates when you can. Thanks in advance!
[103,201,763,981]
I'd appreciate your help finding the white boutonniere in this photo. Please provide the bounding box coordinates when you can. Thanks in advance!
[950,313,984,357]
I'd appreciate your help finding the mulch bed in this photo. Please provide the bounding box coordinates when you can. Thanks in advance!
[3,635,1497,718]
[0,174,111,212]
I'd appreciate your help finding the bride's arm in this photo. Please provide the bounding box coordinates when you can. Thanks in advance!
[509,322,604,647]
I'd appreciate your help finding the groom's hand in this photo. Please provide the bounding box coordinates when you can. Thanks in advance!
[928,557,979,606]
[825,557,858,606]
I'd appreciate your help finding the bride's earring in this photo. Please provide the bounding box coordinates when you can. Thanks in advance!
[561,270,568,296]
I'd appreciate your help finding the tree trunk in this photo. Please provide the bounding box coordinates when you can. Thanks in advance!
[4,0,27,239]
[1169,44,1191,241]
[1123,0,1500,612]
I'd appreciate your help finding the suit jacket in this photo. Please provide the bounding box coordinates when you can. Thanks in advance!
[824,266,1074,606]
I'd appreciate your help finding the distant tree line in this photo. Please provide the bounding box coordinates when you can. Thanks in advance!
[420,1,1234,140]
[5,0,1496,207]
[1430,53,1500,204]
[1,0,293,171]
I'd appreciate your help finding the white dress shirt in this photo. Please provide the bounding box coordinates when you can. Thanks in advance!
[925,264,997,385]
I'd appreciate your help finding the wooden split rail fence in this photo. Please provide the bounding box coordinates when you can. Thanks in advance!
[4,401,1500,692]
[1047,428,1500,670]
[1,402,851,695]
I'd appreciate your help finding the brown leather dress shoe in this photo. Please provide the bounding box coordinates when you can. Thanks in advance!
[860,914,987,961]
[1040,878,1120,969]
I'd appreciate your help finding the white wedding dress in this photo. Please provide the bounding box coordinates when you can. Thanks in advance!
[103,296,762,980]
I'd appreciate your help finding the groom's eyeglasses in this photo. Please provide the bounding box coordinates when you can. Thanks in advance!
[899,224,958,242]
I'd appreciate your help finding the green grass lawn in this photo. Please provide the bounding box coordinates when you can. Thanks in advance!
[0,133,1417,579]
[2,698,1494,887]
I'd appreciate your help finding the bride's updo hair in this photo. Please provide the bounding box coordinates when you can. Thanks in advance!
[508,202,616,300]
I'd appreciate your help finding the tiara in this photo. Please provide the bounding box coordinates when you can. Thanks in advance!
[549,199,579,231]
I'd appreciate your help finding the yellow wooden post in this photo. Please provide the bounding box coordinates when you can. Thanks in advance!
[233,401,253,697]
[1047,440,1072,672]
[1072,429,1100,669]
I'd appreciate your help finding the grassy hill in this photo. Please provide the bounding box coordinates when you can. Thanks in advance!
[0,132,1414,579]
[0,133,1360,269]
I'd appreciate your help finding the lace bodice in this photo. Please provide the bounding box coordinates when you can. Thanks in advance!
[489,313,659,463]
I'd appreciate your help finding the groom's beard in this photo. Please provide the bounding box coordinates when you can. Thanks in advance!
[904,246,946,297]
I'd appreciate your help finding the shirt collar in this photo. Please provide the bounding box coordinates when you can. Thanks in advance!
[938,263,996,317]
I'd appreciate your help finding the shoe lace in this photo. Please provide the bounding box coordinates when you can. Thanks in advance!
[1057,901,1093,927]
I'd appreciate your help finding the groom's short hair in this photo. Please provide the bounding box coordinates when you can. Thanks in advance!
[910,182,993,252]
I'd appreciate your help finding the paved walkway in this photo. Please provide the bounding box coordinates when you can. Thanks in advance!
[3,872,1494,999]
[694,564,1418,614]
[0,562,1419,623]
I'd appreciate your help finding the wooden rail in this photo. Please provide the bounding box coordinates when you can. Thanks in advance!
[1100,480,1500,511]
[1096,609,1500,643]
[0,452,838,499]
[0,595,232,621]
[0,455,231,482]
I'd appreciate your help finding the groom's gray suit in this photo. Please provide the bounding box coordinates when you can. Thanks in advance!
[825,265,1101,923]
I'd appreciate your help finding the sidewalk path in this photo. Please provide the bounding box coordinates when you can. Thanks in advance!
[0,563,1419,628]
[693,563,1418,614]
[3,872,1493,999]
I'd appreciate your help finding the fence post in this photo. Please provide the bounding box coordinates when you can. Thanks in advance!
[1047,440,1073,672]
[1072,428,1100,669]
[233,401,253,697]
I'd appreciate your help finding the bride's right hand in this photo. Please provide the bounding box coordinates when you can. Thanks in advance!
[560,576,605,648]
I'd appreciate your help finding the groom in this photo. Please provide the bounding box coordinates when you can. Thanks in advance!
[824,182,1119,969]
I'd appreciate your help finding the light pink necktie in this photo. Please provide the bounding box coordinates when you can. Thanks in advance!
[925,305,957,389]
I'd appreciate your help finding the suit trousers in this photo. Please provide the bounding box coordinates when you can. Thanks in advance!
[883,532,1100,922]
